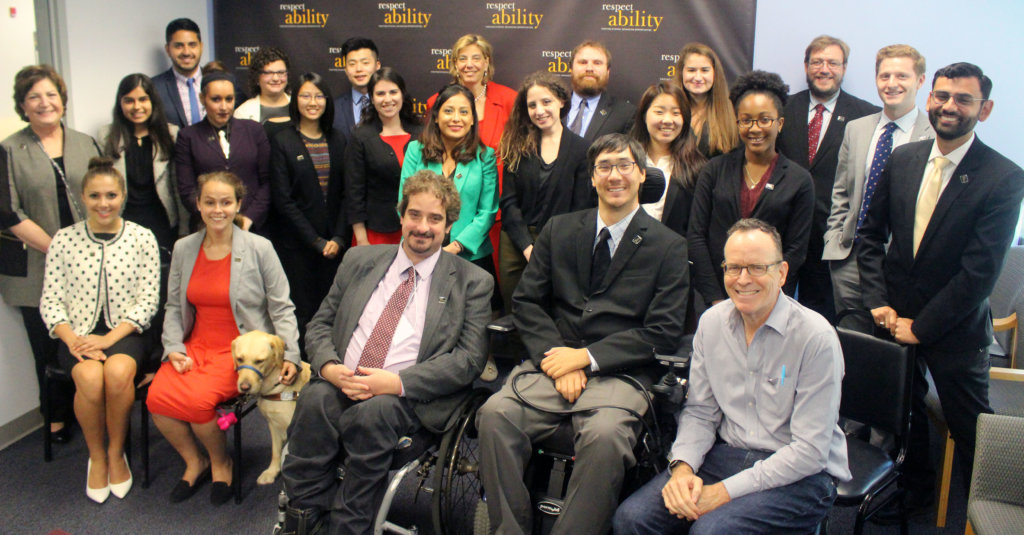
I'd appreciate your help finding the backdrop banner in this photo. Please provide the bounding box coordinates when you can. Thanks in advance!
[214,0,756,116]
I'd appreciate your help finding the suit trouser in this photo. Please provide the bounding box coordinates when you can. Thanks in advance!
[827,243,873,333]
[498,228,538,316]
[476,361,645,535]
[904,344,991,494]
[282,379,421,535]
[797,231,836,323]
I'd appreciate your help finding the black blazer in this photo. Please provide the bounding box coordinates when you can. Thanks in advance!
[331,91,359,142]
[153,68,248,128]
[574,93,636,144]
[174,117,271,231]
[344,122,422,234]
[513,207,688,386]
[269,127,349,251]
[858,138,1024,351]
[661,180,694,238]
[776,90,879,248]
[687,149,815,303]
[500,129,593,251]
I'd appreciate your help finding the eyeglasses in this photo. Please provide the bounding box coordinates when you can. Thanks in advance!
[297,93,326,102]
[721,261,782,277]
[931,91,987,107]
[808,59,843,70]
[260,70,288,78]
[736,117,780,129]
[593,161,638,177]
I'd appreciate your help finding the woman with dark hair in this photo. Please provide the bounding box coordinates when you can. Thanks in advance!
[175,72,271,233]
[400,84,498,279]
[674,43,738,158]
[148,171,299,505]
[629,82,707,235]
[234,46,292,135]
[1,65,101,443]
[345,67,422,247]
[40,157,161,502]
[497,71,591,312]
[269,72,347,357]
[687,71,814,307]
[99,73,185,259]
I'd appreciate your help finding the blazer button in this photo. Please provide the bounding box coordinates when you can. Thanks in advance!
[585,307,593,313]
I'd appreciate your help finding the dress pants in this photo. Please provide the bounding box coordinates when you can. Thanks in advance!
[476,361,645,535]
[797,242,836,323]
[282,379,421,535]
[828,242,873,333]
[904,344,991,494]
[613,443,837,535]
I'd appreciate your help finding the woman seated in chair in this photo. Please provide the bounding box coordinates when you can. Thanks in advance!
[40,157,162,503]
[147,171,300,506]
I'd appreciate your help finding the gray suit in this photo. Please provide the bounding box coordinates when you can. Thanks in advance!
[161,228,300,365]
[823,110,933,327]
[283,245,492,535]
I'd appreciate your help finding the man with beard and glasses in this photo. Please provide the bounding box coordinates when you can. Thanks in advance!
[823,45,934,332]
[281,169,493,535]
[858,62,1024,523]
[566,41,636,144]
[777,35,879,323]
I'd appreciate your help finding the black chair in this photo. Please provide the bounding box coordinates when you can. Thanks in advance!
[826,314,915,535]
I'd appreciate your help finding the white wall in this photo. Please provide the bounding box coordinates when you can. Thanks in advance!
[753,0,1024,168]
[58,0,210,138]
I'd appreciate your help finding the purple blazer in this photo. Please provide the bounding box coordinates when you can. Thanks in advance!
[175,117,271,232]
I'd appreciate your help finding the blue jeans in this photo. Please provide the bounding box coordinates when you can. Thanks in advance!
[613,443,837,535]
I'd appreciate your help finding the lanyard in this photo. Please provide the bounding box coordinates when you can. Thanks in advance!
[34,132,84,221]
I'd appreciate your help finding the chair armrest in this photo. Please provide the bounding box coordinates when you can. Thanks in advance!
[993,312,1017,333]
[487,315,516,334]
[990,367,1024,382]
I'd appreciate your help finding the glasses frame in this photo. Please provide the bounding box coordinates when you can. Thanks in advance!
[736,117,780,130]
[930,90,987,108]
[721,260,783,277]
[593,161,639,178]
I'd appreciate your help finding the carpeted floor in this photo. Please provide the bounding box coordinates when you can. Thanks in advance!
[0,399,971,535]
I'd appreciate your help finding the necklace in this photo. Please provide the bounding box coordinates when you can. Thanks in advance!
[743,165,761,189]
[474,83,488,102]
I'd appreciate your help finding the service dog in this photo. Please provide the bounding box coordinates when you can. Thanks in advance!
[232,330,311,485]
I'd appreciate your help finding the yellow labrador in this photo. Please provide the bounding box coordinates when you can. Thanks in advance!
[232,330,311,485]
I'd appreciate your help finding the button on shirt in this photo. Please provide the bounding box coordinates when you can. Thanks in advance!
[807,91,840,155]
[917,133,974,203]
[669,293,852,499]
[343,248,440,379]
[586,204,641,371]
[569,92,601,137]
[863,108,921,177]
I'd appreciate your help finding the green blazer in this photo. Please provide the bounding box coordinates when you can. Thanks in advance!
[399,140,498,262]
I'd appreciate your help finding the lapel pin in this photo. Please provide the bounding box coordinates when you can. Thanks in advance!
[234,257,241,262]
[960,174,969,184]
[438,296,447,303]
[836,115,846,122]
[766,183,775,191]
[600,109,608,116]
[632,235,642,245]
[456,173,462,179]
[296,155,305,161]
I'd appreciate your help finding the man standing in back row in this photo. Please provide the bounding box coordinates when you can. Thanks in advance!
[859,62,1024,520]
[777,35,879,323]
[153,18,205,128]
[566,41,636,144]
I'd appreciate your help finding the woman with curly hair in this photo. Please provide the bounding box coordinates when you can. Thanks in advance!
[234,46,292,137]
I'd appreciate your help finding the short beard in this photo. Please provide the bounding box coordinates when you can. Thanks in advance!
[807,74,840,101]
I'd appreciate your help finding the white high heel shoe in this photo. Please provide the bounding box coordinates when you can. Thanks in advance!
[86,458,110,503]
[109,453,133,499]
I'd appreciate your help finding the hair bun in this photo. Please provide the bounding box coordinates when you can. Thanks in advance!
[87,156,116,171]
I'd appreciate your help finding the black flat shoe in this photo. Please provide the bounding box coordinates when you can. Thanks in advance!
[169,467,210,503]
[50,425,72,444]
[210,481,233,506]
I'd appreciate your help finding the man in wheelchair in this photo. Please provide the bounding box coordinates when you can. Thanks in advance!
[614,219,851,534]
[476,134,689,534]
[280,170,493,535]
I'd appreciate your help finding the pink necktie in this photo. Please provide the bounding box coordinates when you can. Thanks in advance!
[356,267,415,372]
[807,104,825,164]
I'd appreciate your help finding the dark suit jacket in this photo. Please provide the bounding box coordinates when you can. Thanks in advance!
[777,90,879,254]
[858,138,1024,351]
[574,92,636,144]
[269,127,349,251]
[661,180,694,238]
[175,117,271,231]
[513,207,688,386]
[152,68,247,128]
[305,245,493,432]
[687,149,815,303]
[331,90,359,142]
[500,128,593,251]
[344,122,423,234]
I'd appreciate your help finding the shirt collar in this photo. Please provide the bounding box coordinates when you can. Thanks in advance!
[173,68,201,85]
[727,289,790,336]
[352,88,369,105]
[572,92,602,110]
[396,244,442,281]
[596,204,640,250]
[928,132,975,168]
[885,107,921,133]
[810,89,841,114]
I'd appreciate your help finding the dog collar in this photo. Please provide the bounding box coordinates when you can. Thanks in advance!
[236,364,265,379]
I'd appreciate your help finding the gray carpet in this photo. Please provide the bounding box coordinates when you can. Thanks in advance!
[0,400,971,535]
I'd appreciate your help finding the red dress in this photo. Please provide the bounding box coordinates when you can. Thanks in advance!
[147,249,241,423]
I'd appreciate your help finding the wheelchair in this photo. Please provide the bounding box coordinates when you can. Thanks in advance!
[480,316,692,535]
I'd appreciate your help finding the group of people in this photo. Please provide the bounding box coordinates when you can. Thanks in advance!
[1,13,1020,535]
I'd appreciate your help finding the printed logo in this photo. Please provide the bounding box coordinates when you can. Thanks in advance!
[235,46,261,68]
[537,501,562,516]
[660,53,680,80]
[279,4,330,28]
[328,47,345,72]
[601,3,663,32]
[540,50,572,76]
[430,48,452,75]
[378,2,432,28]
[485,2,544,29]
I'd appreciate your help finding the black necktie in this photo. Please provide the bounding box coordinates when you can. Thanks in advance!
[590,227,611,295]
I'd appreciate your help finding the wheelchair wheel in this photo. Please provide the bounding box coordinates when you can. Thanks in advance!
[432,389,490,535]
